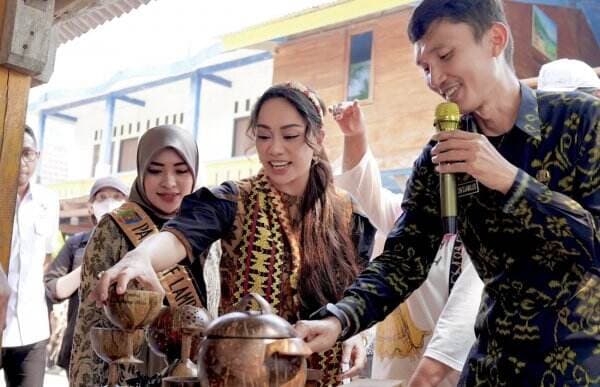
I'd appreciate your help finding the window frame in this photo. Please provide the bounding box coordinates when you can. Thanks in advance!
[117,137,139,173]
[231,116,255,158]
[344,25,376,103]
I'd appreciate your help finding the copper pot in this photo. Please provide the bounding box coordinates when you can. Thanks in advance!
[197,293,312,387]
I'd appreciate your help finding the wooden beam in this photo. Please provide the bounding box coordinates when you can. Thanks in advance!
[0,0,33,273]
[0,67,30,273]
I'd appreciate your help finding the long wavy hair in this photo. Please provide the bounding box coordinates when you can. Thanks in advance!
[248,83,360,310]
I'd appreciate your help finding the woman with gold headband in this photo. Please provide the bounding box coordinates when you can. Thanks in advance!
[92,82,376,385]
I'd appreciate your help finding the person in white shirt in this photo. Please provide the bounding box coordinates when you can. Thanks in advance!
[332,101,484,386]
[537,58,600,98]
[2,126,59,387]
[0,267,9,332]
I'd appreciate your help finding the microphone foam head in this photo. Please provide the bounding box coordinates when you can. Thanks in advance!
[435,102,460,131]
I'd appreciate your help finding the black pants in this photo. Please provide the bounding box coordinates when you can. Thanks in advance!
[1,339,47,387]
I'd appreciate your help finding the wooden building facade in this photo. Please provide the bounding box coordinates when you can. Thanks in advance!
[272,5,437,171]
[225,0,600,175]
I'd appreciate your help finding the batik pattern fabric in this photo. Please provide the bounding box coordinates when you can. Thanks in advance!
[69,215,145,386]
[234,173,302,317]
[69,204,202,387]
[328,85,600,386]
[164,174,375,386]
[237,173,353,386]
[374,302,429,360]
[45,231,90,371]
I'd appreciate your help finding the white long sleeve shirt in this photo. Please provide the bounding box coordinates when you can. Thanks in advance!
[335,149,484,385]
[4,183,59,347]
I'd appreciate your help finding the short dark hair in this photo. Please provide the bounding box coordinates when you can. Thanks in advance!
[408,0,514,68]
[24,125,38,148]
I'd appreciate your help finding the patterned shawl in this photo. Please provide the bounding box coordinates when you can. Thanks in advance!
[230,171,344,386]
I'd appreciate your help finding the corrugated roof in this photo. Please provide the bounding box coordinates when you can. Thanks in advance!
[53,0,153,44]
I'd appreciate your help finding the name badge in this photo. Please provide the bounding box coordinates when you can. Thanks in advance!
[457,179,479,198]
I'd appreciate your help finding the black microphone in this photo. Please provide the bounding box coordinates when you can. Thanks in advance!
[434,102,460,234]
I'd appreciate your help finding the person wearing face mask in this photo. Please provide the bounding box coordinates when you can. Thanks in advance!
[69,125,206,387]
[89,178,130,223]
[44,176,128,373]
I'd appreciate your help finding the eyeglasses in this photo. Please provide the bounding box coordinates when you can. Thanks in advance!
[21,149,39,162]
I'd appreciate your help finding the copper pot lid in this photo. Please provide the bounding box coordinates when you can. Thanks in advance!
[205,293,296,339]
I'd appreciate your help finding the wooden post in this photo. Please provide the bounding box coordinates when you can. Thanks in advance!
[0,67,30,273]
[0,0,33,272]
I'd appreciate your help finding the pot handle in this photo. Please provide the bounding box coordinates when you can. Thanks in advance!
[264,338,313,359]
[235,293,273,315]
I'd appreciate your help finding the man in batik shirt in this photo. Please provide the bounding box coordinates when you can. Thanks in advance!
[296,0,600,385]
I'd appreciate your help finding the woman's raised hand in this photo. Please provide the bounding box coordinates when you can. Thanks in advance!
[329,100,366,137]
[92,246,164,305]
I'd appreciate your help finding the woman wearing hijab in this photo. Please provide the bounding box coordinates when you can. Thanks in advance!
[69,125,201,386]
[93,83,376,386]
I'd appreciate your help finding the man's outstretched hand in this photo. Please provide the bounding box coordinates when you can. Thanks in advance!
[294,316,342,353]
